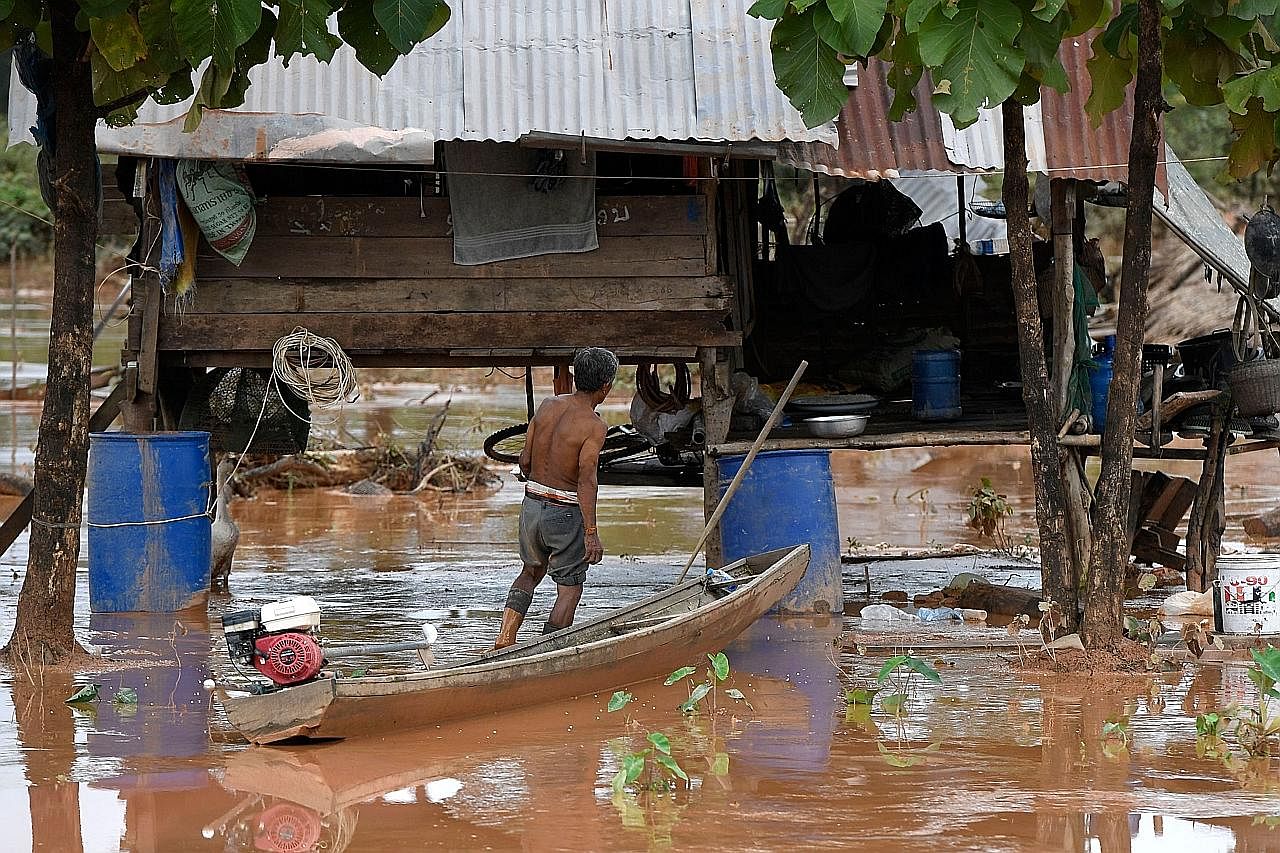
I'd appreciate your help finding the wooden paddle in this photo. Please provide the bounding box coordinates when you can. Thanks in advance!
[675,359,808,583]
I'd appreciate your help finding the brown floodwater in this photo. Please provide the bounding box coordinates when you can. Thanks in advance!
[0,354,1276,848]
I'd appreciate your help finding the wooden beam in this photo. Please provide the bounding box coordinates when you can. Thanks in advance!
[158,311,737,352]
[177,276,732,314]
[0,381,128,557]
[198,235,707,279]
[250,195,709,239]
[172,347,709,369]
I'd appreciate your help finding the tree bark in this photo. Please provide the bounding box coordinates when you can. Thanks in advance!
[1001,99,1077,630]
[4,0,99,666]
[1082,0,1164,647]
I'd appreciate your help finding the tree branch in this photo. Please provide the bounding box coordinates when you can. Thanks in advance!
[96,89,151,119]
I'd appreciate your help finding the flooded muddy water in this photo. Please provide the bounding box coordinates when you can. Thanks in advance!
[0,300,1275,849]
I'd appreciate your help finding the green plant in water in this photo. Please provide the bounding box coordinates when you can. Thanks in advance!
[1194,646,1280,786]
[605,652,749,799]
[966,478,1014,554]
[1101,717,1131,758]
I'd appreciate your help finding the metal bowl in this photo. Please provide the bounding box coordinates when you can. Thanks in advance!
[804,414,869,438]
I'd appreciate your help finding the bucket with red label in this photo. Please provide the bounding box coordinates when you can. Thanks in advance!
[1213,555,1280,635]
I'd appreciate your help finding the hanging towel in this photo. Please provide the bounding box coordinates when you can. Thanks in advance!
[444,142,597,266]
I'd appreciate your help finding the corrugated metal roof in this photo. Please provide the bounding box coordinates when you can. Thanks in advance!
[8,0,835,161]
[781,34,1140,182]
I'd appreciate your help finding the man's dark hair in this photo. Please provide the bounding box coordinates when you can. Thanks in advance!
[573,347,619,393]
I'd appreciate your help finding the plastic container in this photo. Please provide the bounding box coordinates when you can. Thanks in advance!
[1089,355,1113,434]
[1213,556,1280,634]
[87,431,212,612]
[717,450,841,614]
[912,349,962,421]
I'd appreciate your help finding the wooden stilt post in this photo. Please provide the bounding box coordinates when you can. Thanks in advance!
[699,346,733,570]
[1051,179,1087,623]
[1186,405,1230,592]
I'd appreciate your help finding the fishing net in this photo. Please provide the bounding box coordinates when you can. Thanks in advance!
[179,367,310,455]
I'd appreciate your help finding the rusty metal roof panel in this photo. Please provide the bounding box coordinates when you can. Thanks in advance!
[779,60,955,179]
[780,36,1140,181]
[8,0,834,161]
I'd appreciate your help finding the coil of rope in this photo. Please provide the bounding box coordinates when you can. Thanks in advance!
[635,362,692,414]
[272,326,361,411]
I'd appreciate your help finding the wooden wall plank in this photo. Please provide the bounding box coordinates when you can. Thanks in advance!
[198,235,706,279]
[251,195,707,238]
[158,311,737,352]
[179,276,732,314]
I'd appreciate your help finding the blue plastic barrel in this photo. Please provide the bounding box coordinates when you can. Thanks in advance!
[912,349,962,421]
[87,432,212,612]
[1089,356,1113,434]
[717,450,842,614]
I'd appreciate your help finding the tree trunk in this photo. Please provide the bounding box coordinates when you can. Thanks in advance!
[1001,99,1077,630]
[4,0,99,667]
[1081,0,1163,647]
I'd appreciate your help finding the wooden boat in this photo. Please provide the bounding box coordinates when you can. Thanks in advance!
[218,544,809,744]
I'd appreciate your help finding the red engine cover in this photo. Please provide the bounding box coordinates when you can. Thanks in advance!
[253,632,324,685]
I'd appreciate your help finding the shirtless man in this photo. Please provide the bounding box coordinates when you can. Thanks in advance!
[493,348,619,649]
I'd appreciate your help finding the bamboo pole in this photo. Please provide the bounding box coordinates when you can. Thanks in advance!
[675,359,807,583]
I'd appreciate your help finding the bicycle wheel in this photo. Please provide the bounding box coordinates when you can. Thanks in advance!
[483,423,653,466]
[483,423,528,463]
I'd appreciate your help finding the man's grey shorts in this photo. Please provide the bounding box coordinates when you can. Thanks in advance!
[518,495,588,586]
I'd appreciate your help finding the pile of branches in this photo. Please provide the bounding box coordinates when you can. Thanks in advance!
[230,407,499,497]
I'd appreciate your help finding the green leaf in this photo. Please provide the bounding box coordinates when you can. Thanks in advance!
[611,766,629,795]
[91,46,169,110]
[654,753,689,781]
[1227,98,1279,177]
[880,692,907,716]
[79,0,134,18]
[1084,40,1135,127]
[725,688,748,701]
[846,687,878,705]
[816,0,889,57]
[1229,0,1280,18]
[770,7,849,128]
[90,14,149,72]
[277,0,343,64]
[665,666,697,685]
[339,0,401,76]
[876,655,909,683]
[608,690,633,713]
[373,0,448,54]
[712,752,730,775]
[679,681,713,713]
[1251,646,1280,685]
[1031,0,1067,21]
[65,684,100,704]
[708,652,729,682]
[916,0,1025,128]
[877,741,922,767]
[114,687,139,705]
[623,752,645,784]
[903,655,942,683]
[173,0,262,69]
[153,69,197,106]
[1018,13,1069,92]
[749,0,790,17]
[647,731,672,755]
[1224,66,1280,115]
[904,0,945,32]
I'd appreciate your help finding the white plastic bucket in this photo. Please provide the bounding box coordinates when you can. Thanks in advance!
[1213,556,1280,634]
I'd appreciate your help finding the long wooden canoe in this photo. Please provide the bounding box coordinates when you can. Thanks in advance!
[218,544,809,744]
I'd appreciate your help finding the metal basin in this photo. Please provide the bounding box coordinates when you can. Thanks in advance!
[804,415,869,438]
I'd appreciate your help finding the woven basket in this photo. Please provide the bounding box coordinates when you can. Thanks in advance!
[1228,358,1280,416]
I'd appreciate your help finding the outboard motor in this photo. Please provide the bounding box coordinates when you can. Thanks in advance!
[222,596,325,687]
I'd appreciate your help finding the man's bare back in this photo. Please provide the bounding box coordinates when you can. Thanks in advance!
[522,395,606,491]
